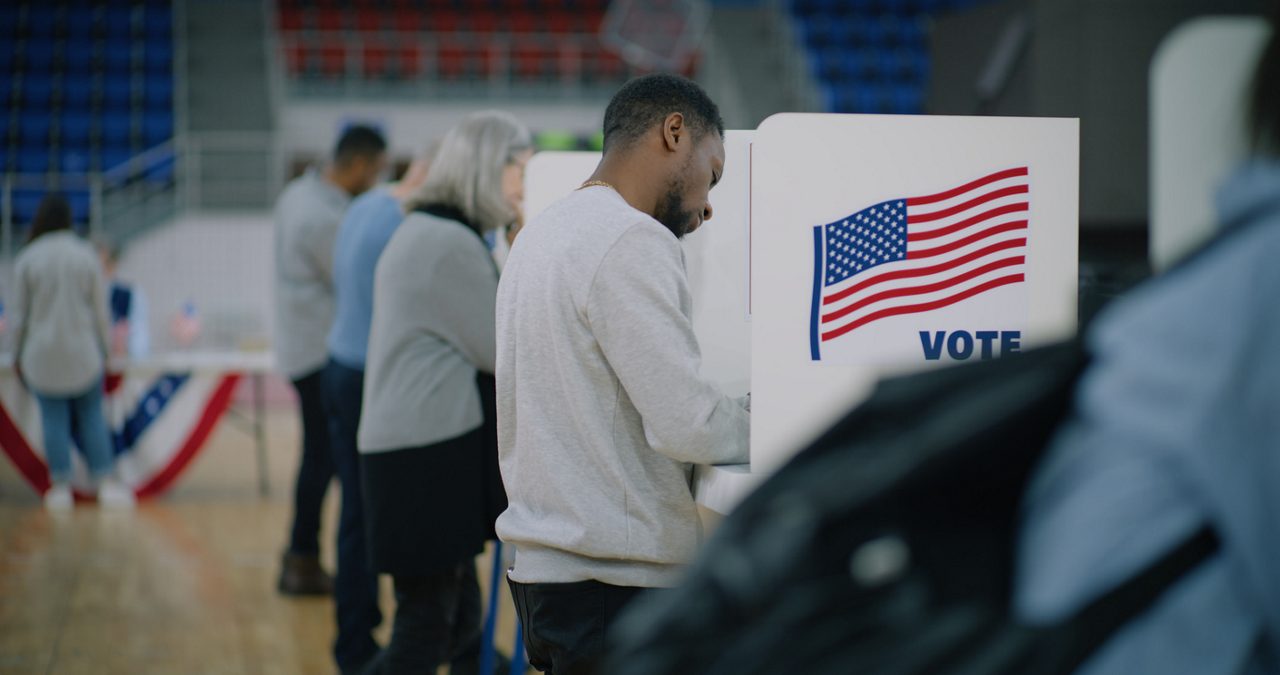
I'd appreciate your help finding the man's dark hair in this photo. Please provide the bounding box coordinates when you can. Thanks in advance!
[1249,6,1280,156]
[602,74,724,152]
[333,124,388,165]
[26,194,73,245]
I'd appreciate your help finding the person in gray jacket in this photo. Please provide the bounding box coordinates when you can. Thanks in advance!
[495,74,749,675]
[357,111,532,674]
[10,195,133,510]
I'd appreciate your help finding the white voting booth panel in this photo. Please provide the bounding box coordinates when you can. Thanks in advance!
[523,118,1079,511]
[1150,17,1270,271]
[522,132,756,513]
[751,113,1079,475]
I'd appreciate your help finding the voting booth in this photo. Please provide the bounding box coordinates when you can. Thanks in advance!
[522,114,1079,514]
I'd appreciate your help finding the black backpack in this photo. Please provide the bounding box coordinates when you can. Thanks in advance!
[603,340,1217,675]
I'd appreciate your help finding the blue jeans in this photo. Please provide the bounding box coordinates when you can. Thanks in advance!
[321,359,382,670]
[35,378,114,484]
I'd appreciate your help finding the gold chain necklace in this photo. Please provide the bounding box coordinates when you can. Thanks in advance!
[579,180,616,191]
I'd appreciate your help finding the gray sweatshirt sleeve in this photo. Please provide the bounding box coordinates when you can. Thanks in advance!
[587,223,749,466]
[429,236,498,374]
[301,215,339,287]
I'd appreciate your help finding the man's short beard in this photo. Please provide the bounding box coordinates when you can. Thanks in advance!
[654,177,696,239]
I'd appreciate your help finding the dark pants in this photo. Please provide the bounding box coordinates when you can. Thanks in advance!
[509,579,646,675]
[287,369,335,556]
[321,360,382,670]
[370,562,483,675]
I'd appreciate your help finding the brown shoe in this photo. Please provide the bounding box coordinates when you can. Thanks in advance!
[277,552,333,596]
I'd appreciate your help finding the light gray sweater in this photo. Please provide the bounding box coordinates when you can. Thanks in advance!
[10,231,111,396]
[273,170,350,379]
[358,212,498,453]
[495,186,750,588]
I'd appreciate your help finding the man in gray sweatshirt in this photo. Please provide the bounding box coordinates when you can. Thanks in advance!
[495,74,749,675]
[271,125,386,673]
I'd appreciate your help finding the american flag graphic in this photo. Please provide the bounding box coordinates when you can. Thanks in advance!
[809,167,1029,360]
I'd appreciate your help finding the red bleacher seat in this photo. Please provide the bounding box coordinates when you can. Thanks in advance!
[362,42,392,78]
[354,9,384,33]
[316,8,345,32]
[426,12,462,33]
[275,0,663,86]
[512,39,558,80]
[544,12,574,34]
[392,9,421,32]
[588,47,627,81]
[284,42,307,75]
[508,13,538,34]
[437,43,467,80]
[278,7,304,31]
[470,13,498,33]
[318,42,346,78]
[583,10,607,31]
[397,42,424,78]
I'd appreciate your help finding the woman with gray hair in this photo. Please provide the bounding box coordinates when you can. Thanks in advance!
[356,110,532,674]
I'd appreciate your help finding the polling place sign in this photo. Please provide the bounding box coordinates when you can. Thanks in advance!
[750,113,1078,472]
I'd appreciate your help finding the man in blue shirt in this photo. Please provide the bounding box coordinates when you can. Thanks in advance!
[321,147,432,675]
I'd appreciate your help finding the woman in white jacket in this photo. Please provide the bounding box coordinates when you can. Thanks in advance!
[11,195,133,510]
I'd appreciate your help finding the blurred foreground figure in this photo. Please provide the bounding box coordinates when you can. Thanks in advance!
[1015,12,1280,675]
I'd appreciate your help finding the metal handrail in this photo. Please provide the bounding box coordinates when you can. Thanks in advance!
[1,138,181,259]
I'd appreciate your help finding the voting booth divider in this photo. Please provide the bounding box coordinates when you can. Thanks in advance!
[522,114,1079,515]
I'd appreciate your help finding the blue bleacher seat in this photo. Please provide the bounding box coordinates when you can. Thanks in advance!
[0,43,13,71]
[66,41,95,72]
[144,77,172,108]
[890,84,923,113]
[19,112,52,142]
[67,11,96,38]
[61,111,92,144]
[0,6,20,37]
[23,77,55,109]
[105,42,134,72]
[145,7,172,37]
[144,42,173,70]
[60,149,92,173]
[27,7,58,35]
[105,8,135,37]
[800,21,835,49]
[811,48,838,81]
[141,112,173,146]
[64,74,94,106]
[17,149,50,174]
[101,113,131,144]
[103,75,133,108]
[101,148,132,172]
[25,42,58,71]
[13,191,46,225]
[0,71,12,100]
[67,190,91,223]
[854,86,883,113]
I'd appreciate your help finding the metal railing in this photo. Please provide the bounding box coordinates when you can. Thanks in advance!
[182,131,283,211]
[1,139,180,258]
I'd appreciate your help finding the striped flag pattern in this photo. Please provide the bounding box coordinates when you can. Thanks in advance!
[809,167,1029,360]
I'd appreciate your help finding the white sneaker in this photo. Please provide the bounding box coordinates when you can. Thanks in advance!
[97,478,136,509]
[44,484,74,512]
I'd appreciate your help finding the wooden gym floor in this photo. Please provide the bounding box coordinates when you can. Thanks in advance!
[0,404,524,675]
